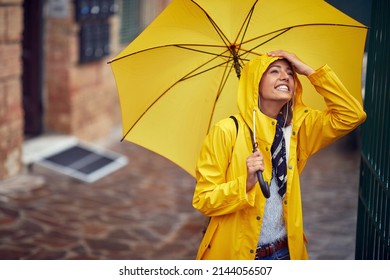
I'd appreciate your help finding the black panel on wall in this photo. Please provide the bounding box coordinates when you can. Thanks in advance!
[74,0,117,64]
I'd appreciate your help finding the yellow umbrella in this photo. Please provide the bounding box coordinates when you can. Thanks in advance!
[109,0,367,177]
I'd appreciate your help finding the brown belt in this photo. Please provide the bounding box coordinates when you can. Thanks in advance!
[256,239,288,258]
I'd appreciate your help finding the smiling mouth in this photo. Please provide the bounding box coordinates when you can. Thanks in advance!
[275,85,289,92]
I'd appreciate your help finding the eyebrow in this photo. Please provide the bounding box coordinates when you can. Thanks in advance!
[269,64,293,71]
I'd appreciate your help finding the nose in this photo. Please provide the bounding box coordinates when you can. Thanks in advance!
[280,71,290,81]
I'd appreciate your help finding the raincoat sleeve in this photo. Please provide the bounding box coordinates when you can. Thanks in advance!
[298,64,367,158]
[192,119,253,217]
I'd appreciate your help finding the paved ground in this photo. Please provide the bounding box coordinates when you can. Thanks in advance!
[0,128,362,260]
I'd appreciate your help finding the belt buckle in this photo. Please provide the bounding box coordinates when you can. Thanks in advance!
[270,243,276,255]
[265,243,275,256]
[258,243,274,258]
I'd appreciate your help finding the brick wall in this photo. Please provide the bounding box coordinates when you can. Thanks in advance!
[45,3,121,142]
[0,0,170,181]
[44,0,171,142]
[0,0,23,180]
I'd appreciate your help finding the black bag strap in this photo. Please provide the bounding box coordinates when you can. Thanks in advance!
[229,115,239,136]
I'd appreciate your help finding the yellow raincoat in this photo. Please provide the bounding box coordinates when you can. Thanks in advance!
[192,55,366,260]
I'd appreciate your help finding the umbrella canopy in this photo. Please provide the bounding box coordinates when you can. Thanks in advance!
[109,0,367,177]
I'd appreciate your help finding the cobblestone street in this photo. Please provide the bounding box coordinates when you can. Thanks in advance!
[0,129,362,260]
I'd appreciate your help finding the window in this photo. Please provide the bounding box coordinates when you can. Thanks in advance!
[75,0,116,63]
[120,0,141,45]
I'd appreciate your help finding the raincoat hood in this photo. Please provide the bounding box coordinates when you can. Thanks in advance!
[237,55,303,131]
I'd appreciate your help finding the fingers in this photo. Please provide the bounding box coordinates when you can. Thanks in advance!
[246,149,265,191]
[246,149,264,170]
[267,50,289,58]
[255,150,264,168]
[267,50,315,76]
[267,50,299,63]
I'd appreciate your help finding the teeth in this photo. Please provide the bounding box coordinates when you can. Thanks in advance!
[276,85,289,91]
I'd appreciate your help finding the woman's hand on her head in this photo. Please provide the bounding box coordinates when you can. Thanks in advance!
[267,50,315,76]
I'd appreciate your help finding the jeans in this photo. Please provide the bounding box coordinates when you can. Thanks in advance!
[255,246,290,260]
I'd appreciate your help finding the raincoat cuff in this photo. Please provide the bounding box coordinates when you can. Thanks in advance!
[242,177,256,206]
[307,64,330,81]
[246,190,256,206]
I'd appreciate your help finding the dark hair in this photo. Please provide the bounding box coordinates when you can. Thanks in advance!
[280,100,293,127]
[280,58,294,126]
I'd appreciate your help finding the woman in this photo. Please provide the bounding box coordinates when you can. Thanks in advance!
[192,50,366,260]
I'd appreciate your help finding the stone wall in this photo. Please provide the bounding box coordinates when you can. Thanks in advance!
[0,0,171,181]
[0,0,24,179]
[44,3,121,142]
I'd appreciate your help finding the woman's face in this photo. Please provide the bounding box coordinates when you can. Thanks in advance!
[258,59,295,104]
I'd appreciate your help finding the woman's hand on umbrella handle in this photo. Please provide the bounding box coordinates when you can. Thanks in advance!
[267,50,315,76]
[246,149,264,192]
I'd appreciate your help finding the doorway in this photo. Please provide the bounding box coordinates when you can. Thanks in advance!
[22,0,44,137]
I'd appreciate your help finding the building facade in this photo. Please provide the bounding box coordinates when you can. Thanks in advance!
[0,0,171,180]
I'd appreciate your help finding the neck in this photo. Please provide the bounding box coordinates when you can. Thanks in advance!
[259,100,285,119]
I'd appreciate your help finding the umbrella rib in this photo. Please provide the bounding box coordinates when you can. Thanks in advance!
[120,51,236,142]
[174,44,233,59]
[242,28,291,56]
[109,23,366,64]
[235,0,258,49]
[189,0,250,79]
[118,20,367,141]
[231,0,258,77]
[207,15,231,48]
[180,56,243,81]
[238,22,367,57]
[206,58,235,135]
[241,23,368,46]
[189,0,231,49]
[109,44,230,63]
